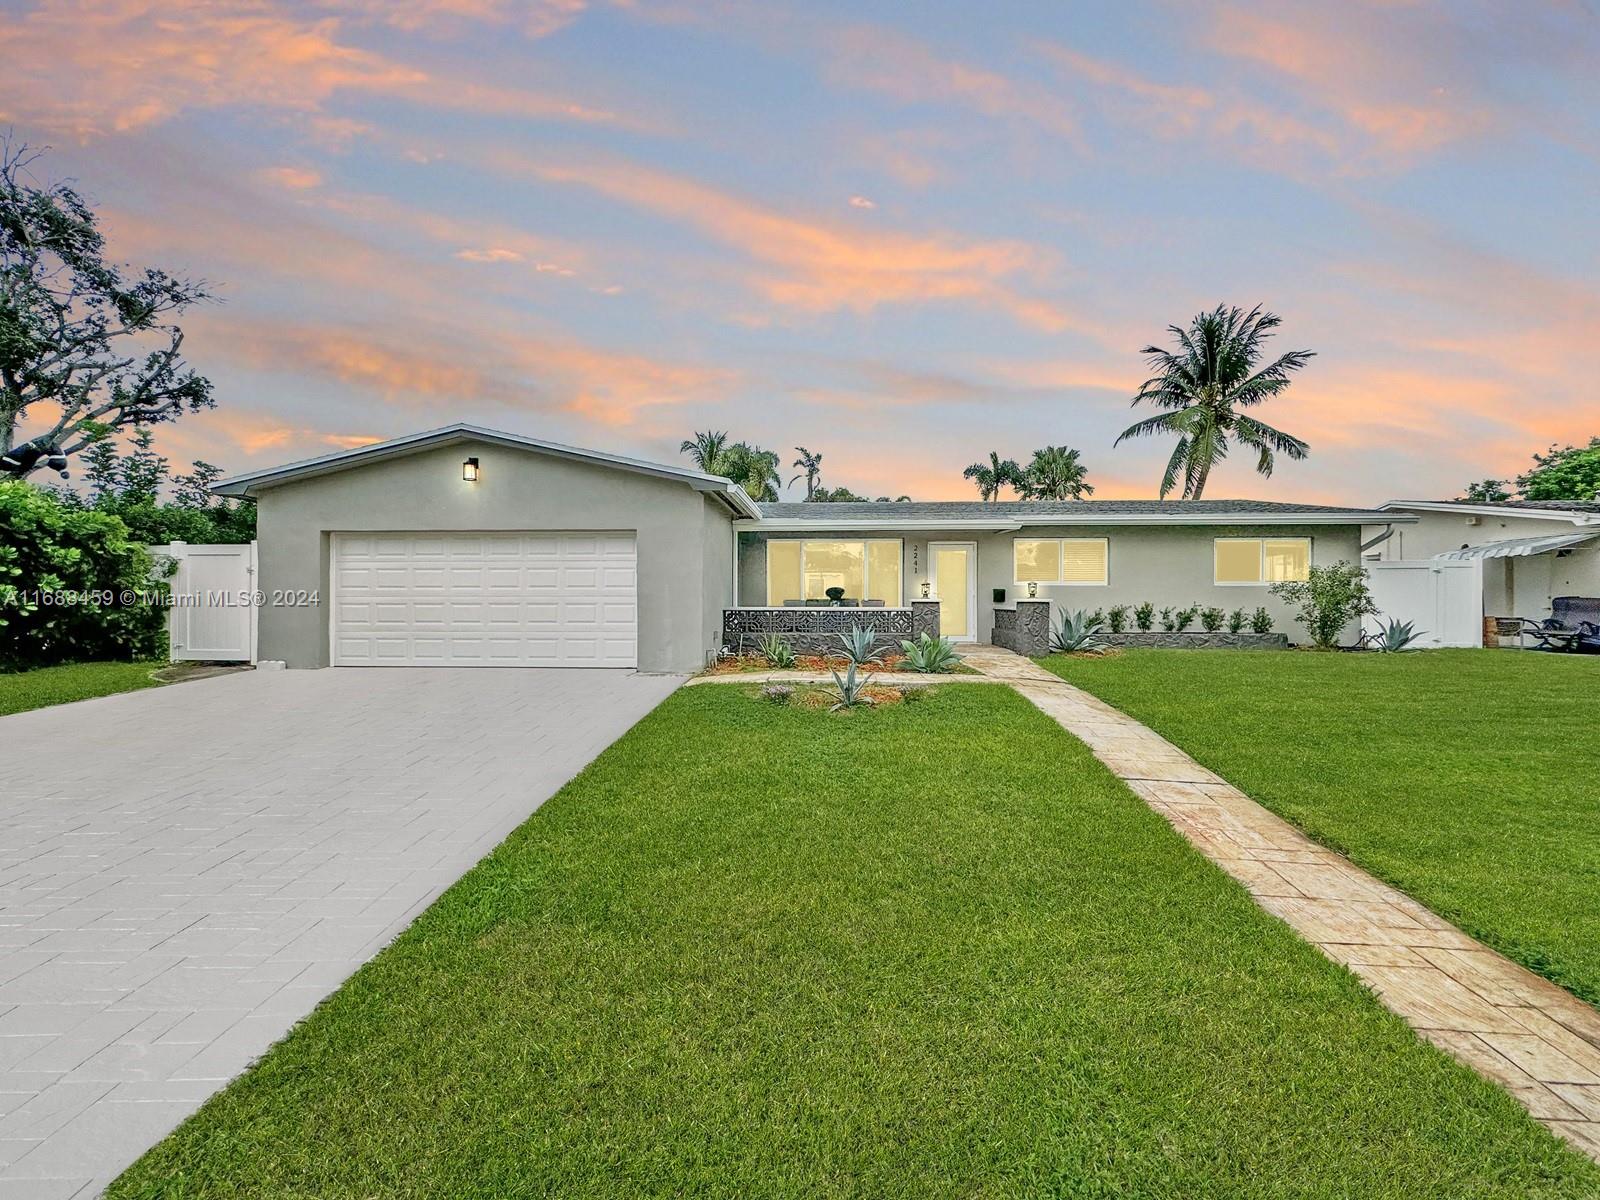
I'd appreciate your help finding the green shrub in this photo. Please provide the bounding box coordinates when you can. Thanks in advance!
[1227,608,1246,634]
[1134,602,1155,631]
[757,633,795,669]
[1270,562,1377,649]
[837,625,885,666]
[827,661,873,710]
[1050,608,1107,654]
[0,482,169,671]
[1174,605,1200,633]
[1201,606,1225,632]
[899,632,961,673]
[1107,604,1130,634]
[1250,607,1274,635]
[1372,617,1425,652]
[1158,606,1176,632]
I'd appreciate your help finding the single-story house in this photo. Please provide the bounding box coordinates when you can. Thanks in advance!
[215,423,1412,671]
[1364,500,1600,624]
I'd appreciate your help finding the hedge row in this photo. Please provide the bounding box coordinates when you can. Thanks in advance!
[0,482,169,672]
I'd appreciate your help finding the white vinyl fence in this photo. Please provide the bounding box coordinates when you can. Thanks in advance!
[1363,558,1484,648]
[154,541,258,662]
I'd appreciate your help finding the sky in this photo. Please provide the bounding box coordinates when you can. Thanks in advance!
[3,0,1597,505]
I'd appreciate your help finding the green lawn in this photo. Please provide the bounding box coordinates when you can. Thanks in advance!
[111,684,1598,1199]
[0,660,162,716]
[1041,649,1600,1007]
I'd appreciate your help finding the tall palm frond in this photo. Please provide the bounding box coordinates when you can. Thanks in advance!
[963,451,1024,502]
[679,430,729,475]
[1115,304,1313,499]
[789,446,823,500]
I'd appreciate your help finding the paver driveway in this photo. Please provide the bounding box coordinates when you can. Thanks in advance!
[0,666,682,1198]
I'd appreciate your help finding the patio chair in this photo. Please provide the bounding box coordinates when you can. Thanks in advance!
[1509,597,1600,653]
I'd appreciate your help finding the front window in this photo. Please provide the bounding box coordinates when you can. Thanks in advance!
[765,540,902,605]
[1012,537,1107,586]
[1215,537,1311,585]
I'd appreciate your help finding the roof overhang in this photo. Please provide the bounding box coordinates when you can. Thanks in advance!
[1382,500,1600,525]
[213,423,763,518]
[742,511,1410,531]
[1436,532,1600,561]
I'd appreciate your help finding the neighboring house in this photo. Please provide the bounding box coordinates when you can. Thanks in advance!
[215,423,1409,671]
[1366,501,1600,621]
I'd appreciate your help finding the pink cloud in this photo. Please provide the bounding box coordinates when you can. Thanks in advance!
[517,154,1087,332]
[0,0,630,140]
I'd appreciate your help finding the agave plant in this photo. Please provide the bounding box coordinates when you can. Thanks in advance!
[828,661,874,711]
[1050,608,1108,654]
[1373,617,1426,652]
[837,625,884,666]
[757,632,796,669]
[899,631,961,673]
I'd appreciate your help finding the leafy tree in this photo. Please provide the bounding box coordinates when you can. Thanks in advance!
[0,140,215,475]
[874,495,912,503]
[789,446,823,500]
[1516,438,1600,502]
[962,451,1024,502]
[1458,479,1511,502]
[807,485,868,502]
[60,427,254,544]
[1020,445,1094,500]
[1269,562,1377,649]
[1116,304,1312,499]
[719,442,781,502]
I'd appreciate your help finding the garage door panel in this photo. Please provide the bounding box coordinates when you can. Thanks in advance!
[334,533,637,667]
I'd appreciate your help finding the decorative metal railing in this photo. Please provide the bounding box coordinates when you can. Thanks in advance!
[721,602,940,654]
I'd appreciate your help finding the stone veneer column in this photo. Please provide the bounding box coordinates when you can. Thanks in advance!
[1014,600,1053,655]
[911,600,941,641]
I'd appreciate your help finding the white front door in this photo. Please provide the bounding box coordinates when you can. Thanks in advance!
[332,532,637,667]
[928,541,977,641]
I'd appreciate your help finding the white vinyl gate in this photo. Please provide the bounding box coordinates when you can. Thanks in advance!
[155,541,259,662]
[1363,559,1484,648]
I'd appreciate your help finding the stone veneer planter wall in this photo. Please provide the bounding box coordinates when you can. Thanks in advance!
[1099,632,1289,649]
[992,601,1052,656]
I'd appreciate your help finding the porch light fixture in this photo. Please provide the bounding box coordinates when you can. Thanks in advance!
[462,456,480,482]
[920,579,931,599]
[1028,580,1038,598]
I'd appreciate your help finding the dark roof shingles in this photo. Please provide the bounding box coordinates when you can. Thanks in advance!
[755,499,1390,519]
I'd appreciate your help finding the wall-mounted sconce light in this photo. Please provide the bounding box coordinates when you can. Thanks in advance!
[920,579,931,599]
[462,456,480,482]
[1027,580,1038,598]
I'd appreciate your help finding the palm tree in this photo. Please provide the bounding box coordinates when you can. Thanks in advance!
[789,446,823,500]
[1020,445,1094,500]
[1115,305,1312,499]
[679,430,729,475]
[962,451,1024,502]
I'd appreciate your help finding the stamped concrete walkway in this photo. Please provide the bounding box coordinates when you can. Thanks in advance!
[0,667,681,1198]
[958,644,1600,1161]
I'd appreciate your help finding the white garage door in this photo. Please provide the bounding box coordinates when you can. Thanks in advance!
[332,533,637,667]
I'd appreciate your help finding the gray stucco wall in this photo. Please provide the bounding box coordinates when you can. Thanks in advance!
[738,524,1365,645]
[254,440,734,672]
